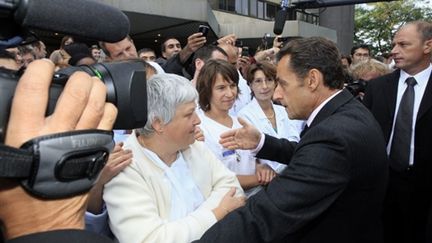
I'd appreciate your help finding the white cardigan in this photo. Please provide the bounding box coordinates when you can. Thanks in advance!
[103,134,244,243]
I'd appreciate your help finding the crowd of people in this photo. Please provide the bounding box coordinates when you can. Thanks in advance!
[0,15,431,243]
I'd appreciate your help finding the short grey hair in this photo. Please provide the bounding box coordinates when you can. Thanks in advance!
[136,73,198,136]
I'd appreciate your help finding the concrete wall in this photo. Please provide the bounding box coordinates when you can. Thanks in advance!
[96,0,338,46]
[319,5,355,55]
[96,0,209,21]
[213,10,336,42]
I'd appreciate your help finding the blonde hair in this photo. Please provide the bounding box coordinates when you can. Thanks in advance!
[350,58,390,80]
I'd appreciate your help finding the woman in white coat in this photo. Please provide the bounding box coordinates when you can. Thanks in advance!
[196,59,276,196]
[238,62,305,173]
[103,73,245,243]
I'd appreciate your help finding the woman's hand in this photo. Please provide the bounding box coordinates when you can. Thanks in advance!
[255,163,276,185]
[194,126,205,142]
[97,142,132,186]
[212,188,246,221]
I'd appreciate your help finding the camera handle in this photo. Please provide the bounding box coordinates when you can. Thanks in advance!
[0,129,114,199]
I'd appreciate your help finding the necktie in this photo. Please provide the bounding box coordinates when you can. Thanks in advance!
[300,124,309,138]
[389,77,417,171]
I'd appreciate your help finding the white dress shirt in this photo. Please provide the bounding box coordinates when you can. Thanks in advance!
[387,64,432,165]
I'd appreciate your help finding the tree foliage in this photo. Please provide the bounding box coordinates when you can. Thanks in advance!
[354,0,432,56]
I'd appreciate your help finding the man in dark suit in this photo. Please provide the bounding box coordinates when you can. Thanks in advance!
[195,37,389,243]
[363,21,432,243]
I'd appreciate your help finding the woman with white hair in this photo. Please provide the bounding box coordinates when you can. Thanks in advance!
[103,73,245,243]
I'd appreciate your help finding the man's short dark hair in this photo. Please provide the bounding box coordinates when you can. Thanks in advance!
[99,35,133,58]
[350,44,370,56]
[137,48,156,57]
[31,41,43,49]
[193,45,228,63]
[408,20,432,42]
[160,37,179,53]
[90,45,99,51]
[277,37,345,89]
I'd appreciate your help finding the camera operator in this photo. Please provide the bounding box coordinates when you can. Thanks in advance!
[0,59,117,242]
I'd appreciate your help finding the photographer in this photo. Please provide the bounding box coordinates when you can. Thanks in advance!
[0,59,117,242]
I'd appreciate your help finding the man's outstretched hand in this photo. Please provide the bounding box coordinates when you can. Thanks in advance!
[219,117,261,151]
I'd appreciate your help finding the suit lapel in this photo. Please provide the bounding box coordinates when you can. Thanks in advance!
[417,72,432,121]
[309,89,353,128]
[384,70,400,120]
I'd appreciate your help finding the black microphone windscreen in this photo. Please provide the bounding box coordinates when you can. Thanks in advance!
[15,0,130,43]
[273,9,287,35]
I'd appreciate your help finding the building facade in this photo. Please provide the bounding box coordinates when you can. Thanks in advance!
[97,0,354,55]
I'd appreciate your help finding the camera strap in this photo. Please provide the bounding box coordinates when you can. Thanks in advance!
[0,129,114,199]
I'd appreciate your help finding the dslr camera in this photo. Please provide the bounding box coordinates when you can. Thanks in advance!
[0,0,148,199]
[345,79,368,97]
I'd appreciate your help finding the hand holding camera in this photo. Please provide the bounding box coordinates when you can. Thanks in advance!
[179,28,208,63]
[184,30,207,54]
[0,59,117,239]
[273,35,286,48]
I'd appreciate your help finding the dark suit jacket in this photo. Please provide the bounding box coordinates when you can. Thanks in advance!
[363,70,432,190]
[197,89,389,243]
[363,70,432,241]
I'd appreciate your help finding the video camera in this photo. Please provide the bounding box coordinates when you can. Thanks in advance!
[0,0,146,141]
[0,0,148,199]
[0,61,148,142]
[345,79,368,97]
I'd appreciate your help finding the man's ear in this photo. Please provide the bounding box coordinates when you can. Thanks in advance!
[195,58,204,71]
[306,68,323,91]
[423,39,432,55]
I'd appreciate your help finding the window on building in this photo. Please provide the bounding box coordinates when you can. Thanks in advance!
[211,0,319,25]
[257,0,264,19]
[235,0,249,15]
[242,0,249,15]
[208,0,219,9]
[250,0,257,17]
[227,0,236,11]
[265,3,277,20]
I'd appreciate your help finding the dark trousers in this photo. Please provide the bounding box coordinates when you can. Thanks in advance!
[383,169,431,243]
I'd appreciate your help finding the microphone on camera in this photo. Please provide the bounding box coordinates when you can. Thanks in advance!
[273,0,290,35]
[13,0,130,42]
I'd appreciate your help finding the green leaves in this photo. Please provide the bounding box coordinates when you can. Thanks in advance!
[354,0,432,55]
